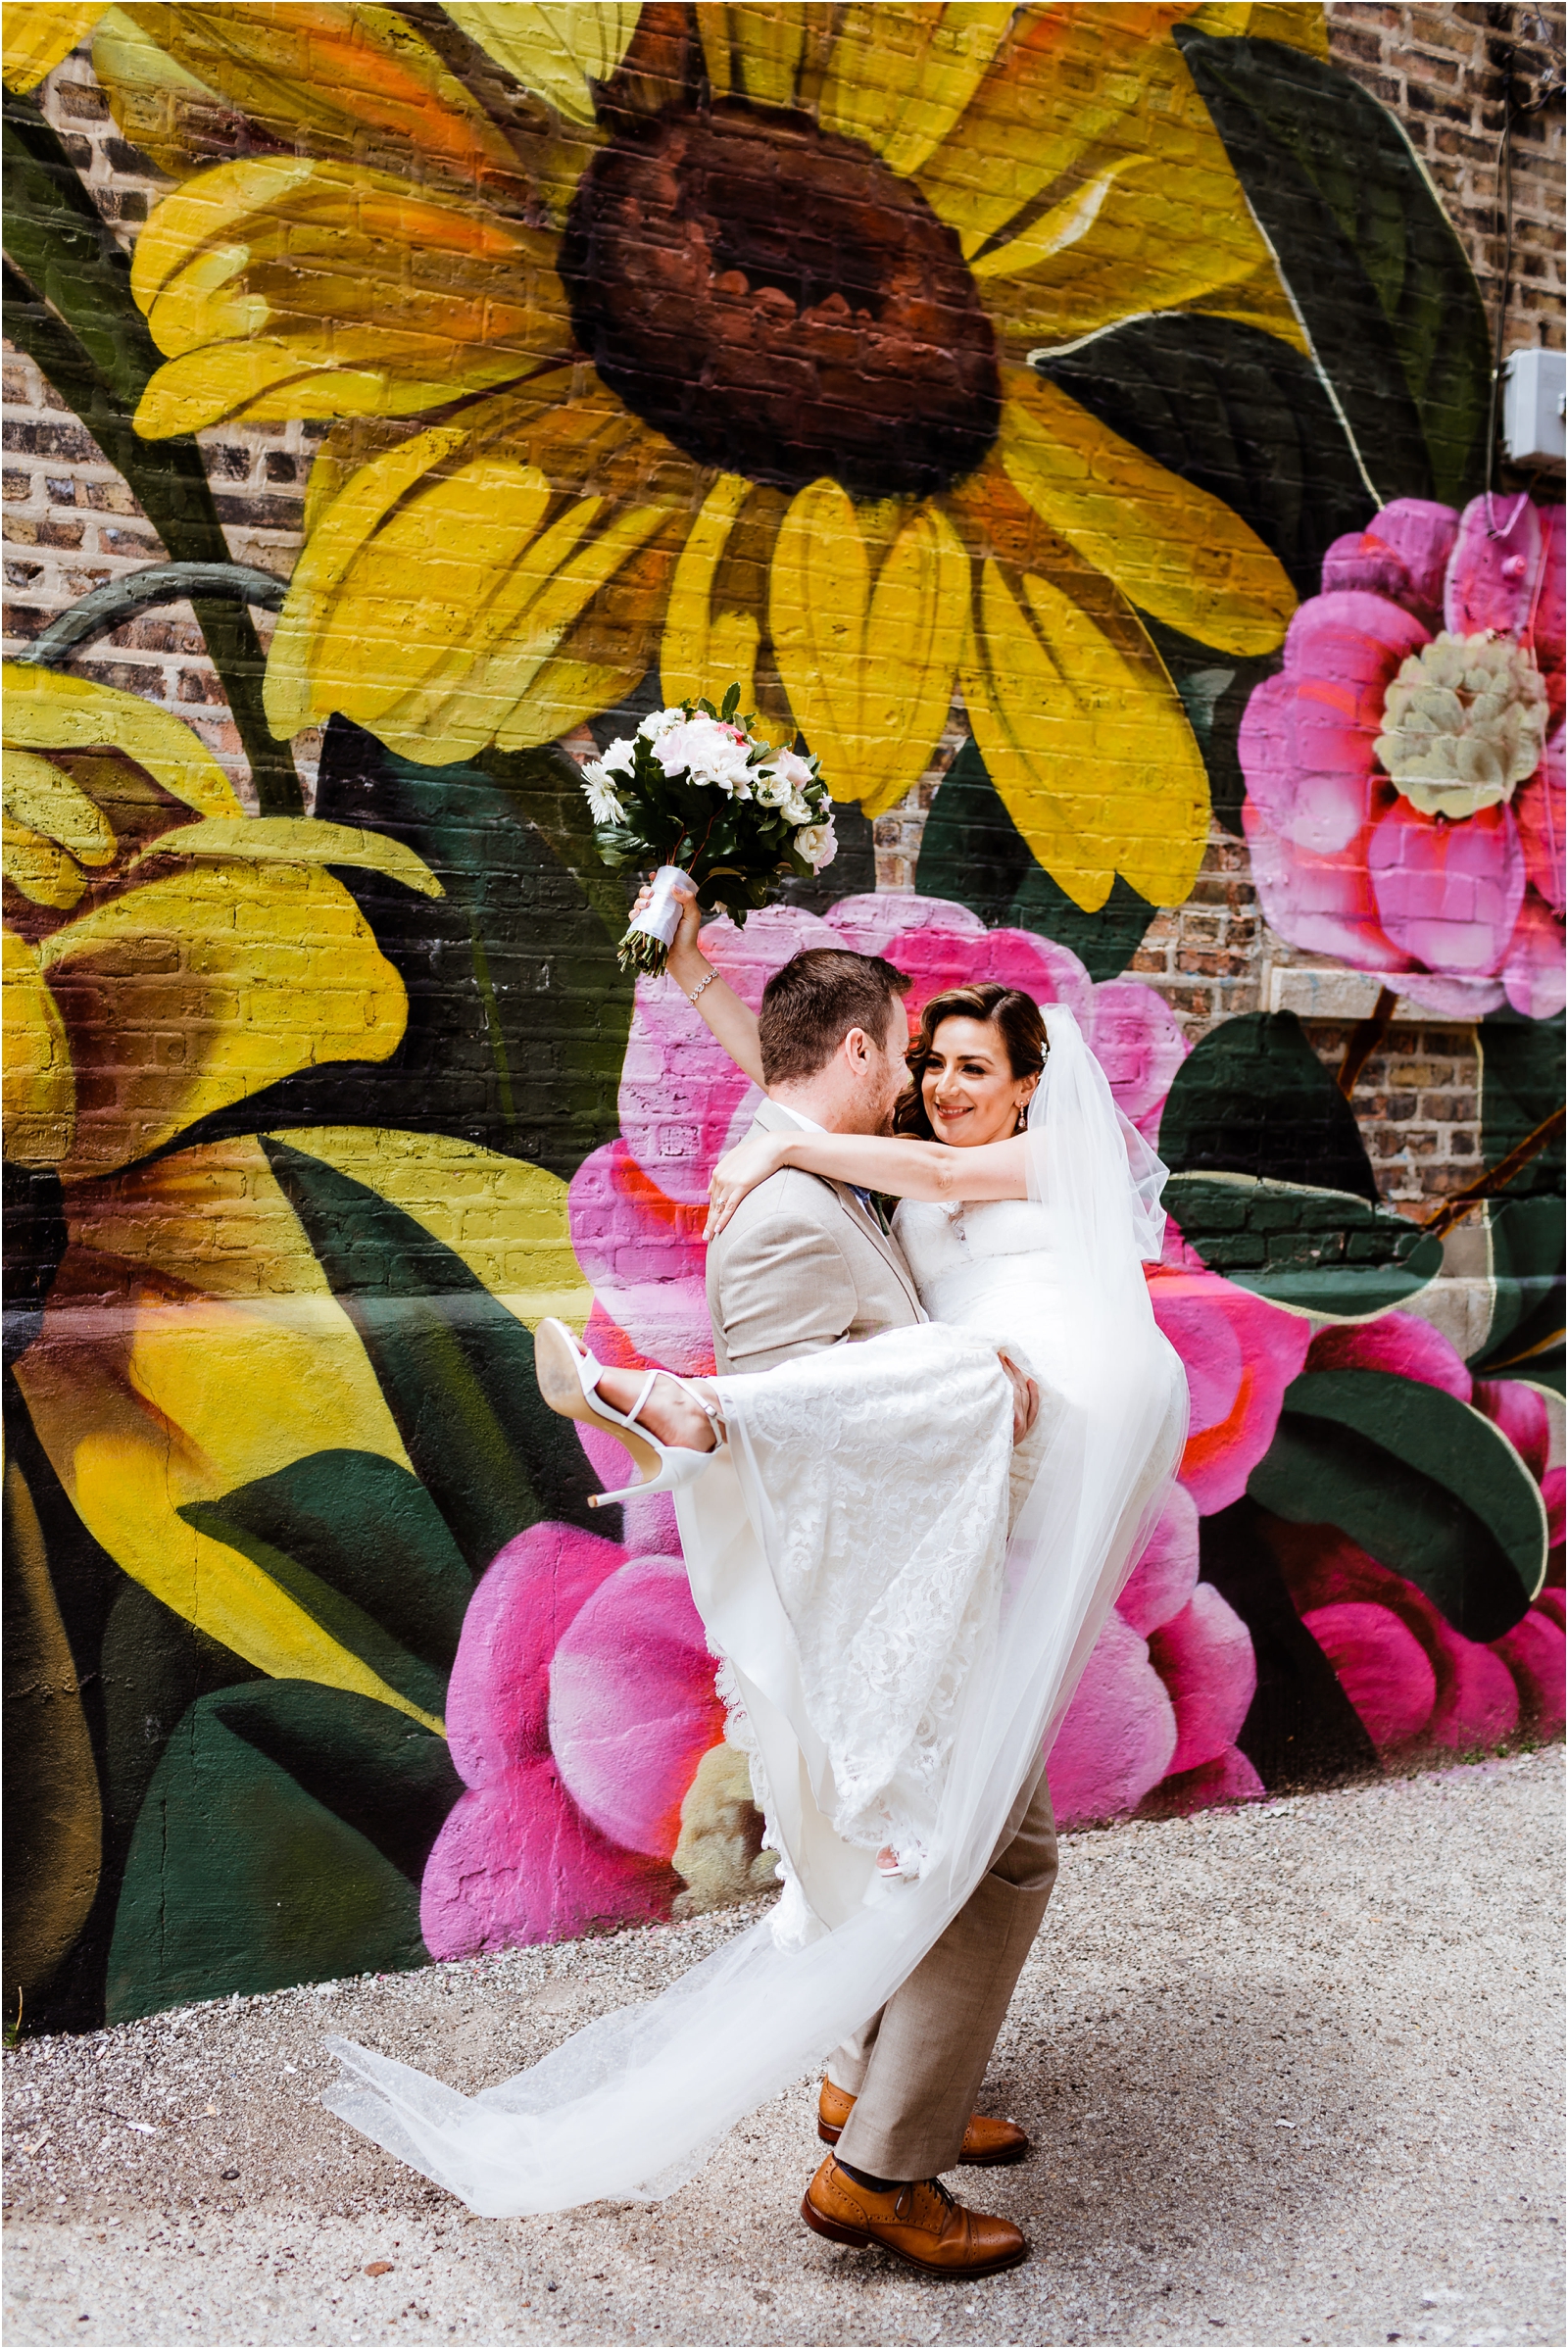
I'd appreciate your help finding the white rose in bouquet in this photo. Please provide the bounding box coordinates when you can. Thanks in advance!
[782,791,814,825]
[637,706,687,743]
[751,765,794,808]
[795,820,838,871]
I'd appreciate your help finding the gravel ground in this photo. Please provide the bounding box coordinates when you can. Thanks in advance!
[4,1746,1562,2349]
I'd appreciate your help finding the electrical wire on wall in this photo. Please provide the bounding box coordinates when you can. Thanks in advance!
[1483,5,1566,534]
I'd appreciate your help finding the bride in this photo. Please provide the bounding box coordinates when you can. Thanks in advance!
[325,889,1188,2242]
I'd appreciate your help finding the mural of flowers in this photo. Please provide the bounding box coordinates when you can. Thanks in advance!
[2,0,1561,2031]
[84,0,1311,913]
[421,1518,725,1956]
[1241,495,1566,1020]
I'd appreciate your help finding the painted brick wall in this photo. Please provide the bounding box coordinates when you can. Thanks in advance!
[4,10,1562,1208]
[4,3,1563,2034]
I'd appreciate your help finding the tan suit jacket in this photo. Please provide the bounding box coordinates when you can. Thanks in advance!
[705,1097,924,1375]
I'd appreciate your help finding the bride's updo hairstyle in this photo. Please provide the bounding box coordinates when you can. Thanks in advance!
[894,983,1047,1139]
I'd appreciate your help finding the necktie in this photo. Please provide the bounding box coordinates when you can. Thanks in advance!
[851,1186,888,1235]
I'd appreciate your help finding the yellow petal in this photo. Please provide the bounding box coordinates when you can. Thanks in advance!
[406,489,673,763]
[912,1,1299,360]
[770,481,967,820]
[445,1,640,126]
[960,557,1209,910]
[2,0,108,91]
[270,1127,592,1332]
[661,473,763,711]
[3,814,85,910]
[133,814,444,899]
[4,747,119,863]
[13,1139,440,1728]
[490,512,686,754]
[1187,1,1329,58]
[2,926,75,1169]
[911,4,1186,260]
[130,155,570,438]
[268,382,693,764]
[262,420,471,738]
[999,370,1295,657]
[92,3,224,187]
[697,3,817,107]
[119,3,520,184]
[820,3,1014,179]
[3,664,241,817]
[39,860,409,1179]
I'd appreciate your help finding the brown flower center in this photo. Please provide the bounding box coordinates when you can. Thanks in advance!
[561,103,1001,500]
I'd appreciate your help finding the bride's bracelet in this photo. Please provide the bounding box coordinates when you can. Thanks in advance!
[684,967,717,1004]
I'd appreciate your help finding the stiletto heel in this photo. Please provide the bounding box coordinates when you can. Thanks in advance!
[535,1319,723,1507]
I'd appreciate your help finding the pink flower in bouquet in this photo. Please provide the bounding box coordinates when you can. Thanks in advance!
[1048,1482,1263,1828]
[1269,1315,1564,1750]
[1241,495,1564,1017]
[419,1521,724,1958]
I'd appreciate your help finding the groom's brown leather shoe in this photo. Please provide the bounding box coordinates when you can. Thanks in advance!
[816,2079,1029,2166]
[801,2156,1028,2277]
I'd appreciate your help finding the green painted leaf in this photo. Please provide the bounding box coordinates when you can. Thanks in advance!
[172,717,633,1182]
[1248,1367,1545,1639]
[1174,33,1494,508]
[185,1448,472,1660]
[177,1510,450,1725]
[1158,1011,1379,1199]
[1035,316,1373,604]
[260,1138,602,1569]
[1470,1196,1565,1391]
[1199,1499,1378,1788]
[1470,1012,1565,1384]
[1164,1173,1442,1316]
[107,1683,457,2021]
[1478,1011,1565,1194]
[915,739,1157,980]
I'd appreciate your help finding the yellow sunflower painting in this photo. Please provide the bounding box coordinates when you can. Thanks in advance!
[34,0,1322,914]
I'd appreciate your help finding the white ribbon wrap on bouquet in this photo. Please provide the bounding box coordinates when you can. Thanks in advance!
[626,864,688,950]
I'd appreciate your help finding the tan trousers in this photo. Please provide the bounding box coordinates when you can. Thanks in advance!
[827,1762,1058,2181]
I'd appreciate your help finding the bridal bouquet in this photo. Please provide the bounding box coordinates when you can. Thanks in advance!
[580,685,838,974]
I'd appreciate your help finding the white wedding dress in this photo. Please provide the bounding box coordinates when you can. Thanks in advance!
[325,1009,1188,2214]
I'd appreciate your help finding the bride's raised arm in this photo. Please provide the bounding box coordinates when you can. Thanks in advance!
[706,1126,1030,1238]
[637,876,765,1088]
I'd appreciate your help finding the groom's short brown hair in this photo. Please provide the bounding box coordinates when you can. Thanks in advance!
[759,950,911,1086]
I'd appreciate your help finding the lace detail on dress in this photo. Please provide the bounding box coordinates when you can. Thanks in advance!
[713,1321,1014,1906]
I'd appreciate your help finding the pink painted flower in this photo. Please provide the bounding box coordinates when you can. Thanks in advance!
[1048,1483,1263,1828]
[419,1521,723,1958]
[1241,495,1565,1017]
[1264,1316,1565,1752]
[1146,1263,1312,1514]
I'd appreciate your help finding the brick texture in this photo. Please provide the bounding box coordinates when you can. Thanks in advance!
[5,11,1564,1210]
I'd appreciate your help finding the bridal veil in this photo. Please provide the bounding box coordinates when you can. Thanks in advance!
[324,1007,1189,2215]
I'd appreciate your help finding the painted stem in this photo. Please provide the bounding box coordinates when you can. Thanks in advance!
[14,563,288,666]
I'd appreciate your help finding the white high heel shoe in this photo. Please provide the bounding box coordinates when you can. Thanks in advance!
[535,1319,723,1507]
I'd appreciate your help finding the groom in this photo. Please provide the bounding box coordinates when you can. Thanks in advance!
[706,945,1057,2281]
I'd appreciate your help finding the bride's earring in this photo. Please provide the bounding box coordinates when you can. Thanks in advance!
[1014,1103,1028,1134]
